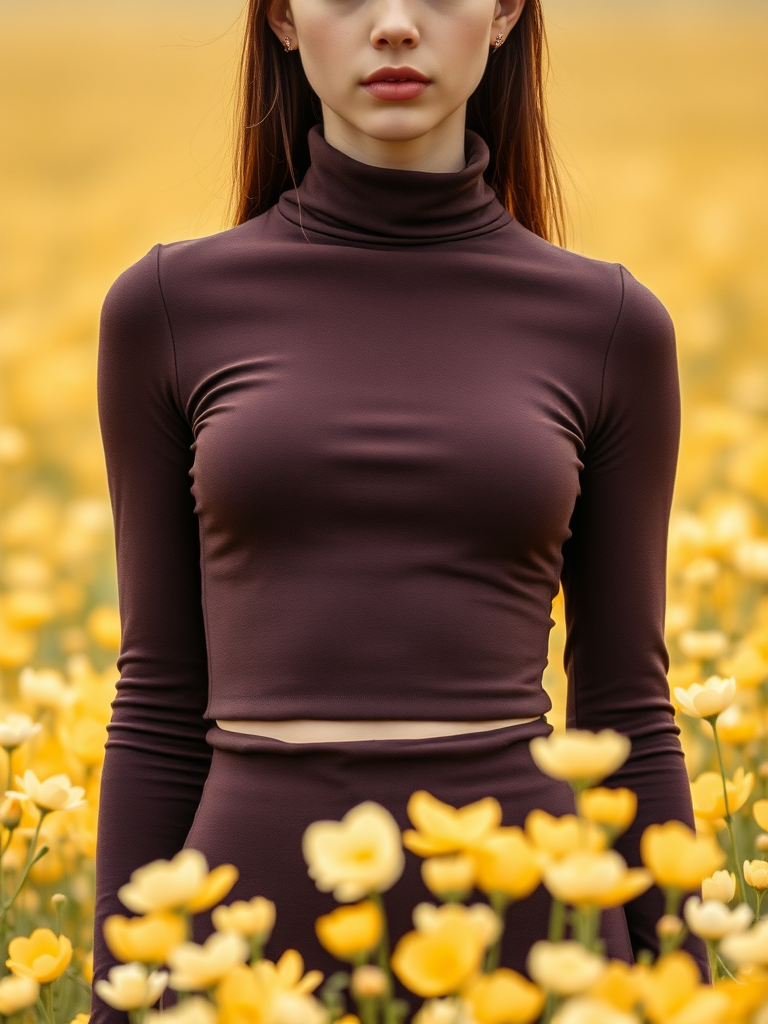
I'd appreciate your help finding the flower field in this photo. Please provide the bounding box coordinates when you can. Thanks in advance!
[0,2,766,1021]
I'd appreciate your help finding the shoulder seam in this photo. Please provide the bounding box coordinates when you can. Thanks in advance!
[154,244,186,418]
[589,263,626,441]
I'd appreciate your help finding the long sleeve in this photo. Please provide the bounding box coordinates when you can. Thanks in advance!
[559,264,709,978]
[91,244,213,1024]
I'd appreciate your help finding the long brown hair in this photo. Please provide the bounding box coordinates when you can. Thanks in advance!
[230,0,566,245]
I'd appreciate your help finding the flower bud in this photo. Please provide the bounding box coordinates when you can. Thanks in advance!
[756,833,768,852]
[0,796,23,830]
[351,965,387,999]
[656,914,683,938]
[701,869,736,903]
[51,893,67,908]
[421,854,475,899]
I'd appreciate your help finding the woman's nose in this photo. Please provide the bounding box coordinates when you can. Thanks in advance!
[370,0,421,49]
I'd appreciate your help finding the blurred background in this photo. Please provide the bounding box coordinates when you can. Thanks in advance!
[0,0,766,754]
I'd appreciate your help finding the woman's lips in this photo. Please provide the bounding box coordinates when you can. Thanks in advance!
[362,80,430,100]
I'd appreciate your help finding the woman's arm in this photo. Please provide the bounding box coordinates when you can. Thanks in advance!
[91,245,213,1024]
[559,264,709,978]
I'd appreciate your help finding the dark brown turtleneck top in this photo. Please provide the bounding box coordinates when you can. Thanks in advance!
[92,124,705,1014]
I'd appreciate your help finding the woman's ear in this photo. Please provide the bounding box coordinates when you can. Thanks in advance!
[266,0,298,50]
[490,0,526,47]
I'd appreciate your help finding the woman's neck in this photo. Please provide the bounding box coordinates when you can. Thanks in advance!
[320,101,468,173]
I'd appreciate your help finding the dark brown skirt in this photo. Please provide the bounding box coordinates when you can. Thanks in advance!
[182,716,634,1010]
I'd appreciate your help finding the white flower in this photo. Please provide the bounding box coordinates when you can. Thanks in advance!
[168,931,249,990]
[551,996,640,1024]
[0,975,40,1015]
[18,668,74,711]
[682,896,753,940]
[412,902,501,948]
[7,769,86,813]
[302,801,404,902]
[526,941,606,996]
[118,849,210,914]
[0,714,41,750]
[720,918,768,966]
[674,675,736,719]
[146,996,218,1024]
[94,963,168,1011]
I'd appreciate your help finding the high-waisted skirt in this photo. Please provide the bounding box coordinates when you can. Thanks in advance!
[182,716,634,1009]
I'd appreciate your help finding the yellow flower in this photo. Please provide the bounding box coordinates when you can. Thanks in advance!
[744,859,768,891]
[682,896,753,940]
[315,901,382,960]
[701,703,762,745]
[526,941,606,997]
[578,788,637,833]
[302,801,404,902]
[524,810,606,860]
[640,821,726,890]
[390,915,486,998]
[7,769,86,813]
[701,870,736,903]
[462,968,544,1024]
[216,950,325,1024]
[472,826,542,900]
[65,718,107,767]
[412,903,501,950]
[754,799,768,831]
[690,766,753,820]
[212,896,276,939]
[6,928,73,983]
[69,1014,90,1024]
[550,996,638,1024]
[529,730,630,786]
[637,950,699,1021]
[82,950,93,984]
[719,918,768,966]
[0,796,23,830]
[0,975,40,1014]
[103,912,186,964]
[117,849,238,914]
[403,791,502,857]
[421,853,476,898]
[543,850,651,909]
[168,931,249,990]
[587,959,644,1012]
[94,963,168,1011]
[186,863,240,914]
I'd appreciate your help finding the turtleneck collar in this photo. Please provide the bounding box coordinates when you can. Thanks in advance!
[277,124,512,247]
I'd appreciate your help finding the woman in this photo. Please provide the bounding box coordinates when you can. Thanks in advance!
[91,0,708,1018]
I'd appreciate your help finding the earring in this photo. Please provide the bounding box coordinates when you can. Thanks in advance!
[493,32,504,48]
[283,36,293,52]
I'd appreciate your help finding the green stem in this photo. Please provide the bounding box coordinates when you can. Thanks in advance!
[706,940,718,984]
[44,984,54,1024]
[1,811,49,922]
[483,892,509,973]
[756,890,764,920]
[709,719,748,906]
[660,888,682,956]
[369,893,394,1023]
[547,899,566,943]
